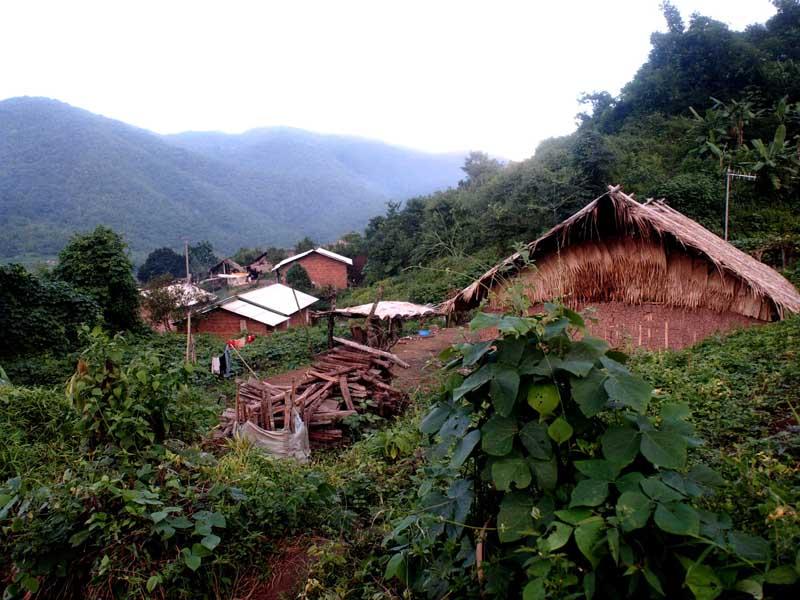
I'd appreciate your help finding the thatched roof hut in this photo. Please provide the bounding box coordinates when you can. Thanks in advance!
[444,186,800,349]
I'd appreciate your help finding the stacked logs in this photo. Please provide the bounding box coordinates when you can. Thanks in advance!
[217,337,409,446]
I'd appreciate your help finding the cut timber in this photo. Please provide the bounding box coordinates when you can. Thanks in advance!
[339,376,355,411]
[332,336,410,368]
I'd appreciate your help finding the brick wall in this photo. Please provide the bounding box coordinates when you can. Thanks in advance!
[183,307,311,339]
[578,302,760,351]
[477,302,761,350]
[278,253,348,289]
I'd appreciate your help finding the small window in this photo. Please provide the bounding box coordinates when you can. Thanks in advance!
[240,319,247,332]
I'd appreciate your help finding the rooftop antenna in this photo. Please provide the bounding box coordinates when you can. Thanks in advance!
[724,169,756,241]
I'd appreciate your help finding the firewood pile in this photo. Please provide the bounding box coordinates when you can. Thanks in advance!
[217,337,410,446]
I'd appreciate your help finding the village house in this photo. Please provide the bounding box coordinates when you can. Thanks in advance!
[247,251,274,279]
[444,185,800,350]
[272,248,352,290]
[187,283,318,338]
[207,257,250,287]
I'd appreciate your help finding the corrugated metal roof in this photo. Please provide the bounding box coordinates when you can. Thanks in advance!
[331,301,440,320]
[237,283,318,316]
[221,299,289,327]
[272,248,353,271]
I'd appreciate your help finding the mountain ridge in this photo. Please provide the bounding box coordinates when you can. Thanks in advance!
[0,97,465,263]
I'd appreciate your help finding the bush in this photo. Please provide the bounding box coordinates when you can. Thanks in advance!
[384,307,794,598]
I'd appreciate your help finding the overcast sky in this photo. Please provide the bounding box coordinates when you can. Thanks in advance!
[0,0,777,160]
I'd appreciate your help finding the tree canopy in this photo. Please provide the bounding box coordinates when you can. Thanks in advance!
[54,226,141,331]
[138,247,185,282]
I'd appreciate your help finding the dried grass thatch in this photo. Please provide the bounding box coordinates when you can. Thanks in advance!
[444,186,800,321]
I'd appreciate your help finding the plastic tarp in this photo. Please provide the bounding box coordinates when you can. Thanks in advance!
[234,410,310,462]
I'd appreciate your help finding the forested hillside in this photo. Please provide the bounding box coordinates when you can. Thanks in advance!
[355,1,800,286]
[0,98,463,264]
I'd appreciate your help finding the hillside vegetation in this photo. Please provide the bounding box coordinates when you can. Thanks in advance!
[353,2,800,284]
[0,98,463,264]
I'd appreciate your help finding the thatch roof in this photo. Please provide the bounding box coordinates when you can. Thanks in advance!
[443,185,800,320]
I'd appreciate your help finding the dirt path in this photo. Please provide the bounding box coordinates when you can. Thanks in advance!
[265,326,477,392]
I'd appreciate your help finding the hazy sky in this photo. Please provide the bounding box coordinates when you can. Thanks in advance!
[0,0,777,160]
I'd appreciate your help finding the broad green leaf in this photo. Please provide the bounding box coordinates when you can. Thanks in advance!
[765,565,798,585]
[384,552,406,581]
[543,317,570,339]
[527,382,560,416]
[447,479,473,525]
[21,575,39,594]
[685,564,723,600]
[615,471,645,495]
[607,527,620,564]
[641,430,687,469]
[498,315,535,336]
[616,491,652,532]
[574,517,606,568]
[146,575,161,593]
[531,456,558,491]
[654,502,699,536]
[519,421,552,460]
[555,508,593,525]
[734,579,763,599]
[600,356,652,414]
[201,534,221,551]
[642,566,665,596]
[601,426,640,466]
[481,415,518,456]
[449,429,480,468]
[522,578,547,600]
[439,409,472,439]
[497,492,534,543]
[544,521,574,551]
[575,459,617,481]
[584,573,596,600]
[557,341,601,376]
[453,364,495,401]
[492,456,532,491]
[184,551,201,571]
[490,366,520,416]
[470,312,502,331]
[547,417,573,444]
[570,368,608,417]
[461,340,493,366]
[641,477,684,502]
[496,337,527,365]
[570,479,609,507]
[420,404,451,435]
[727,531,771,563]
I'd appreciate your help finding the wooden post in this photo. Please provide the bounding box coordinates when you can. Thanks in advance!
[366,285,383,348]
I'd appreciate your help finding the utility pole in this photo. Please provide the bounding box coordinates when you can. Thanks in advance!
[184,239,193,363]
[724,169,757,241]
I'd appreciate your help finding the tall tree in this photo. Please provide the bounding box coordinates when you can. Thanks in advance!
[138,247,185,282]
[294,237,317,254]
[54,226,140,331]
[285,263,314,294]
[460,151,502,187]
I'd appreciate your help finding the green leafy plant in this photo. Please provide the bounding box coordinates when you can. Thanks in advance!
[385,306,792,598]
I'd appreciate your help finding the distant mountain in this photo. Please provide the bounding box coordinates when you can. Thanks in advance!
[0,97,464,263]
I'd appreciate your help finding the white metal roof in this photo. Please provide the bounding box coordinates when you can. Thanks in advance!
[237,283,318,315]
[221,299,289,327]
[272,248,353,272]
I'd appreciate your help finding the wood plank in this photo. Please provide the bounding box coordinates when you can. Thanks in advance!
[333,337,411,369]
[339,376,355,411]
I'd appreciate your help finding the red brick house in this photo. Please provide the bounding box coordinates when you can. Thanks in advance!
[272,248,352,290]
[444,186,800,350]
[187,283,318,338]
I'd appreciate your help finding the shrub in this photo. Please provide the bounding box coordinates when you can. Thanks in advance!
[384,306,794,598]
